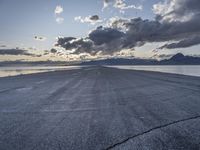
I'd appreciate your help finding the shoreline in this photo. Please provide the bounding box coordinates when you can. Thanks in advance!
[0,65,200,78]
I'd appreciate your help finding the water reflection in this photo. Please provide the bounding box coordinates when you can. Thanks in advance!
[0,66,80,77]
[108,65,200,77]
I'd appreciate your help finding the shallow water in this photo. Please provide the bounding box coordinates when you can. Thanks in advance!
[1,65,200,77]
[0,66,81,77]
[108,65,200,77]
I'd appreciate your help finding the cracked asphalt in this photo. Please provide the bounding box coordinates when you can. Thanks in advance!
[0,66,200,150]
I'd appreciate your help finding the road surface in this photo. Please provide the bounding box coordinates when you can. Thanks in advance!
[0,66,200,150]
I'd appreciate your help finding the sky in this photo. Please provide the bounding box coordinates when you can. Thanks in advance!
[0,0,200,62]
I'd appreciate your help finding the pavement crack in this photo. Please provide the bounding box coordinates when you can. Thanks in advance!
[104,115,200,150]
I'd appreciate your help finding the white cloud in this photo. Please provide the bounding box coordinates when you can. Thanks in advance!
[74,15,102,25]
[56,17,64,24]
[102,0,143,13]
[152,0,196,22]
[114,0,142,10]
[103,0,112,10]
[54,5,64,24]
[55,5,63,15]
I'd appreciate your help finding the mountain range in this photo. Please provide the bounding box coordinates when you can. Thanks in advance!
[1,53,200,67]
[80,53,200,65]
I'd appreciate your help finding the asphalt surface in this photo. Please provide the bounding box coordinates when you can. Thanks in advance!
[0,66,200,150]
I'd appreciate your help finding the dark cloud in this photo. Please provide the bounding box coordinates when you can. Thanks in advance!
[50,48,57,53]
[34,36,46,41]
[55,0,200,56]
[56,38,94,54]
[0,45,6,48]
[159,36,200,49]
[106,2,200,49]
[90,15,100,21]
[88,26,124,45]
[55,26,126,55]
[55,37,76,47]
[0,49,38,57]
[114,17,200,43]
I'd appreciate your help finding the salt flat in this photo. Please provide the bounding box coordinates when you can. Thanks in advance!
[0,66,200,150]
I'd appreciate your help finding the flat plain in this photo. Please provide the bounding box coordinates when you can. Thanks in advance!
[0,66,200,150]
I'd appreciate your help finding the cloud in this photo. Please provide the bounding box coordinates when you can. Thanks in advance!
[114,0,143,13]
[28,47,37,50]
[0,49,37,56]
[0,45,7,48]
[153,0,200,22]
[55,5,63,15]
[103,0,113,10]
[111,16,200,49]
[55,25,127,55]
[56,17,64,24]
[88,26,124,45]
[159,36,200,49]
[152,54,173,60]
[55,0,200,58]
[90,15,100,21]
[50,48,57,53]
[55,5,64,24]
[56,37,76,46]
[74,15,102,25]
[102,0,143,13]
[152,0,200,49]
[34,36,46,41]
[55,37,94,55]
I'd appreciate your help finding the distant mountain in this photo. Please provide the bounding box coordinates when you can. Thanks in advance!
[160,53,200,65]
[80,53,200,65]
[80,58,158,65]
[1,53,200,67]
